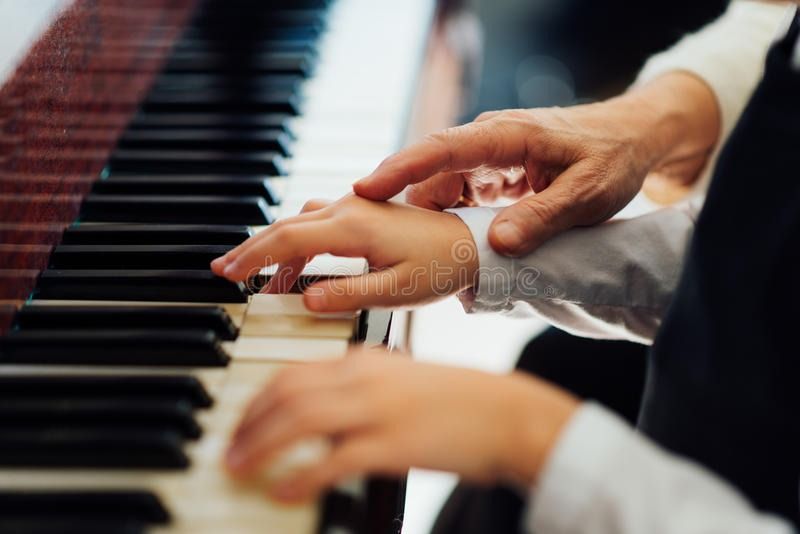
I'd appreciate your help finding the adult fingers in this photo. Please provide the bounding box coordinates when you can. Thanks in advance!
[404,171,465,210]
[488,162,604,256]
[353,119,526,201]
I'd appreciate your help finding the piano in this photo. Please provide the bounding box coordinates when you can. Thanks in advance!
[0,0,437,532]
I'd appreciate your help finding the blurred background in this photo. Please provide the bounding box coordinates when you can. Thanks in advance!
[456,0,727,116]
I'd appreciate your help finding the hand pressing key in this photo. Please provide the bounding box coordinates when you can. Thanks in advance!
[210,194,479,312]
[225,347,578,504]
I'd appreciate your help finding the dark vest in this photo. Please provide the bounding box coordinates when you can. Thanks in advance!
[640,12,800,526]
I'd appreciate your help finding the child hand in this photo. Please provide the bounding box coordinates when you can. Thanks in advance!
[211,194,479,312]
[225,348,579,503]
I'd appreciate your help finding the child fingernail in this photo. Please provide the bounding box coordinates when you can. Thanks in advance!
[223,261,239,277]
[225,446,244,470]
[305,292,327,310]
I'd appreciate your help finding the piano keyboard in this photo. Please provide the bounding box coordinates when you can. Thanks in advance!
[0,0,435,532]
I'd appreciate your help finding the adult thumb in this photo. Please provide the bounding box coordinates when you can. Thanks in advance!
[488,166,598,256]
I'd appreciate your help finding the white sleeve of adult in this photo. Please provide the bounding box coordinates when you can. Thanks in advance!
[635,1,793,194]
[447,201,699,344]
[526,402,796,534]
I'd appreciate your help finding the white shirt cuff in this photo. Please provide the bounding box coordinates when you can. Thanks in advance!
[526,402,633,534]
[445,206,520,314]
[446,203,697,343]
[526,402,795,534]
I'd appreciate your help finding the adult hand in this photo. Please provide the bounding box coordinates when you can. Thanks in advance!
[225,348,579,503]
[210,194,479,312]
[354,72,720,256]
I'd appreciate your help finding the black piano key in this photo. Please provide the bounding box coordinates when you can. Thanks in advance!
[79,195,274,225]
[162,52,314,77]
[142,90,301,115]
[49,244,234,270]
[108,150,286,176]
[23,401,198,438]
[0,430,189,468]
[61,223,253,245]
[117,130,292,157]
[0,399,201,439]
[15,305,239,341]
[150,71,305,88]
[0,329,231,367]
[0,375,213,408]
[93,175,280,205]
[0,519,145,534]
[170,39,316,55]
[0,490,169,524]
[181,25,322,44]
[150,74,304,94]
[34,269,249,303]
[127,113,293,134]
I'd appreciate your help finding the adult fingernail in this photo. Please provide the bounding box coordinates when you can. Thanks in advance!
[353,175,373,192]
[492,221,523,253]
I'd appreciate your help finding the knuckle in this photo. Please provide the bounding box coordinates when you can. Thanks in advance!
[271,226,304,255]
[405,184,433,207]
[422,130,449,147]
[289,400,323,430]
[475,110,500,122]
[507,108,532,121]
[270,369,303,401]
[519,198,559,229]
[301,198,327,213]
[268,218,286,232]
[590,178,615,206]
[424,128,458,163]
[277,224,300,242]
[338,449,363,472]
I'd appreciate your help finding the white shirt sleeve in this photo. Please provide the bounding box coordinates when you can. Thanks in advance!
[527,403,796,534]
[634,1,792,195]
[447,202,699,344]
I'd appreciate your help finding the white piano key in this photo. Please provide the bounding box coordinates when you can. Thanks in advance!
[258,254,367,278]
[247,293,356,319]
[227,336,349,362]
[0,360,320,534]
[240,294,358,339]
